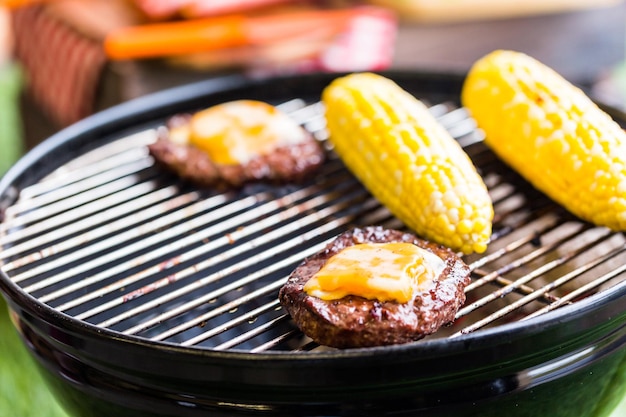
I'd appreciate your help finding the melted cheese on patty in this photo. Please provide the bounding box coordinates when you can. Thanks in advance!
[304,242,446,303]
[188,100,308,165]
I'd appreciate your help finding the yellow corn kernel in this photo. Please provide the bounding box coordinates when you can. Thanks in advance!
[322,73,494,254]
[462,50,626,231]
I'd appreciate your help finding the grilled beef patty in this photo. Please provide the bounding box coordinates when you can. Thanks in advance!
[149,114,325,188]
[278,226,471,348]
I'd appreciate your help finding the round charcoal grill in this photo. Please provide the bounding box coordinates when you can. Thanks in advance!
[0,72,625,417]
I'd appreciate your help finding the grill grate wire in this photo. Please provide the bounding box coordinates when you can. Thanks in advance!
[1,99,625,352]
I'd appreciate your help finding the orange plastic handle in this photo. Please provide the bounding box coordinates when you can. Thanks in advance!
[104,15,249,60]
[104,8,357,61]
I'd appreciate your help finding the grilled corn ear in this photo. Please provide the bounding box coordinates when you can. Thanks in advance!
[322,72,493,254]
[462,50,626,231]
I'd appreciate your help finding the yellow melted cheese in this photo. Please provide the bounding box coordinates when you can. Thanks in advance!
[188,100,307,165]
[304,242,446,304]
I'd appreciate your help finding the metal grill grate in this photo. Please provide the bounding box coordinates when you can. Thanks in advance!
[1,99,625,353]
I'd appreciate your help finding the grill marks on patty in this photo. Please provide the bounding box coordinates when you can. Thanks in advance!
[279,226,471,348]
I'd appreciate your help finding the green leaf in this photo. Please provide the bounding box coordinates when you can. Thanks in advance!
[0,62,24,175]
[0,296,70,417]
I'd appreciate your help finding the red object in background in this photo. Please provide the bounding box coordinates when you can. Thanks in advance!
[162,5,397,77]
[104,5,398,73]
[184,0,299,18]
[317,6,396,72]
[261,5,397,75]
[133,0,300,20]
[131,0,189,20]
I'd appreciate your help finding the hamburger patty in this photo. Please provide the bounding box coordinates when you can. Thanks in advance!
[278,226,471,348]
[149,110,325,188]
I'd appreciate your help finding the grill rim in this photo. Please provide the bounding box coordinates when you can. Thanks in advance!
[1,70,626,365]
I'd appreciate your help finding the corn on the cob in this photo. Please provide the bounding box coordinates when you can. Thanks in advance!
[462,50,626,231]
[322,72,493,254]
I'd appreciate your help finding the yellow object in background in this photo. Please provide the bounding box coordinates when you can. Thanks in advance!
[462,50,626,232]
[322,72,494,254]
[367,0,623,22]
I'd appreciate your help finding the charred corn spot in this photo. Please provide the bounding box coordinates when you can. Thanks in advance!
[188,100,308,165]
[322,72,494,254]
[462,50,626,231]
[303,242,446,303]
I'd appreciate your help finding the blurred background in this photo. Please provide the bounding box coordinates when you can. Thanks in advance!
[0,1,625,416]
